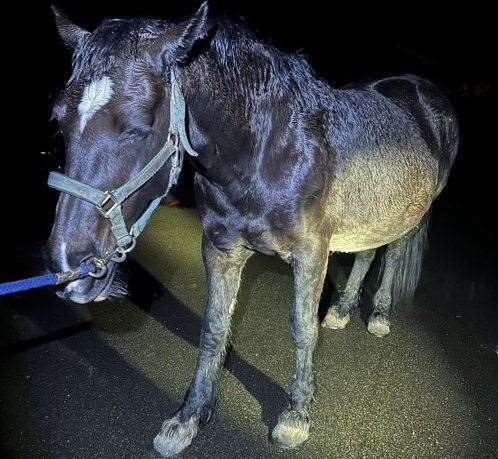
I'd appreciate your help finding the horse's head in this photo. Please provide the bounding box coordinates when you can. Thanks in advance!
[48,3,210,303]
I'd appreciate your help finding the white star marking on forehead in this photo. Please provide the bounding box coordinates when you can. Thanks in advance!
[77,76,114,133]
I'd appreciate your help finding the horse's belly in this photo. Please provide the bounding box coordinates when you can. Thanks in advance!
[328,226,414,252]
[325,148,438,253]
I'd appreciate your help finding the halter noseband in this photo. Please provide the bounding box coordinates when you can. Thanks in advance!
[47,70,198,274]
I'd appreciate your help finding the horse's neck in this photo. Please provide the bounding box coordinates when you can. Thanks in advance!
[178,56,261,183]
[177,28,334,186]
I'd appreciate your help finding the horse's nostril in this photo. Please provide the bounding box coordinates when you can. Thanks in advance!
[48,255,68,274]
[68,251,95,270]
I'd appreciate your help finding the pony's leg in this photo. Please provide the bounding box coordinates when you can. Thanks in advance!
[154,235,252,457]
[322,249,376,330]
[368,241,405,337]
[272,243,329,449]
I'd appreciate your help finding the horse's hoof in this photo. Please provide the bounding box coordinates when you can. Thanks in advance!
[367,315,390,337]
[153,416,198,457]
[271,410,310,450]
[322,310,350,330]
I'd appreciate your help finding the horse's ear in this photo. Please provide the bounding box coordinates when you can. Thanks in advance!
[51,5,90,50]
[172,1,211,63]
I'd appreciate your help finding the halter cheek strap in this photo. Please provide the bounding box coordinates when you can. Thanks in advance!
[47,69,197,260]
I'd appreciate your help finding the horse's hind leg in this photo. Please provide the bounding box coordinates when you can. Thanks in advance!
[368,218,428,338]
[367,242,404,337]
[322,249,375,330]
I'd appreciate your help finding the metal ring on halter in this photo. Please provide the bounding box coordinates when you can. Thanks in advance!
[111,250,127,263]
[121,237,137,253]
[111,237,136,263]
[88,257,108,278]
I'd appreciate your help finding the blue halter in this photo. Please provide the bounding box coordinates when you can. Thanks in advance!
[48,70,198,271]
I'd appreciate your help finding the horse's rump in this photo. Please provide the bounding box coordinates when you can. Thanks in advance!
[323,75,458,252]
[369,74,459,192]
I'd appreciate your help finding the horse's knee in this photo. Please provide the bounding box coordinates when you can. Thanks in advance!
[200,329,228,354]
[199,308,233,352]
[289,316,318,347]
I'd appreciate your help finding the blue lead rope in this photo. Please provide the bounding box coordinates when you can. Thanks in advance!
[0,263,93,296]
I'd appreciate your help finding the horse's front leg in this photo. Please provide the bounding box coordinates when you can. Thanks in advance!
[154,234,252,457]
[272,242,329,449]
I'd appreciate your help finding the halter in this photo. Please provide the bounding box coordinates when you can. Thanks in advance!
[47,69,198,276]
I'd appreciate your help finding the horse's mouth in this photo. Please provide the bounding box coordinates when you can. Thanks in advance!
[56,261,118,304]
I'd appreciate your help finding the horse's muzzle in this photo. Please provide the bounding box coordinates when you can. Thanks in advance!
[56,261,117,303]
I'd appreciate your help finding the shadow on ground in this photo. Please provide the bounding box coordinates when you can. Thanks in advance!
[1,202,497,457]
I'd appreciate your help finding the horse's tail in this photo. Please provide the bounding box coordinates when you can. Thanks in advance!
[386,212,430,304]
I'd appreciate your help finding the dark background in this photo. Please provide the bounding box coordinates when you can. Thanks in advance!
[1,3,496,456]
[2,0,497,277]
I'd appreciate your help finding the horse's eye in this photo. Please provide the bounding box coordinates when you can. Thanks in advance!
[120,126,151,141]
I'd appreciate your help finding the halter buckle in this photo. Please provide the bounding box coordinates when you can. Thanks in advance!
[98,191,120,218]
[167,132,180,151]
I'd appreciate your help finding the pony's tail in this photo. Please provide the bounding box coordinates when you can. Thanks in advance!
[384,212,430,305]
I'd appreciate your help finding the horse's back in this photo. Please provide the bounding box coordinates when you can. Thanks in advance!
[323,75,458,252]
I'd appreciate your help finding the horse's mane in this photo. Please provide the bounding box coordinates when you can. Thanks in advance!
[68,15,332,108]
[210,19,332,108]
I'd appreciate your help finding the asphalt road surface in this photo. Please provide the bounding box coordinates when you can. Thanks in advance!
[2,205,497,457]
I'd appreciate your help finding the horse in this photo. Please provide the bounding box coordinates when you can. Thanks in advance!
[47,2,459,456]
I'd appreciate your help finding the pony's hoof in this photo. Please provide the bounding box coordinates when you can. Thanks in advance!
[322,310,350,330]
[271,410,310,450]
[153,416,198,457]
[368,315,390,337]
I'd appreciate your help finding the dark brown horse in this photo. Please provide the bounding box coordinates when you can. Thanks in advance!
[47,3,458,456]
